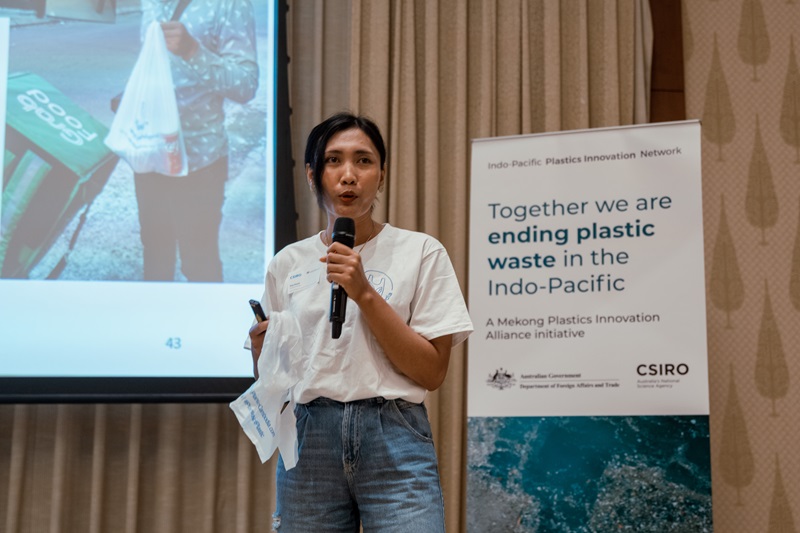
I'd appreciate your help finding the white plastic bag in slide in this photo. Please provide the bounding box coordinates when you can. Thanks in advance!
[105,21,188,176]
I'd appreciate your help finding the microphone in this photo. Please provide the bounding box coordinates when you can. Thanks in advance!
[329,217,355,338]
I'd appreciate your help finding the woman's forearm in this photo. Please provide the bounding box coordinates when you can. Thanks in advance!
[355,289,452,391]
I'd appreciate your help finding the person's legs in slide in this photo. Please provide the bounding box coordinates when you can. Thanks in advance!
[175,157,226,282]
[134,172,178,281]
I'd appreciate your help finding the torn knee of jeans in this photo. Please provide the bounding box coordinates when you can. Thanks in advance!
[271,514,281,531]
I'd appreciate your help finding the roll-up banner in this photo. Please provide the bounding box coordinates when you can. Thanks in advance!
[466,121,712,531]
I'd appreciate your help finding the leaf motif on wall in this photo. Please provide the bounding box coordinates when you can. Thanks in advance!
[745,115,779,244]
[789,200,800,310]
[737,0,771,81]
[754,280,790,416]
[719,364,755,506]
[709,195,745,328]
[703,34,736,161]
[767,455,798,533]
[779,35,800,163]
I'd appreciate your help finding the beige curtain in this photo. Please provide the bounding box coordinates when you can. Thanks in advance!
[2,403,274,532]
[0,2,652,532]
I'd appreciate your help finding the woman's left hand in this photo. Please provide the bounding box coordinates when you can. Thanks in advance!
[161,22,199,60]
[321,243,373,303]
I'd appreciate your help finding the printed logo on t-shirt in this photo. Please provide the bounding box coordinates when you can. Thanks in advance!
[365,270,393,301]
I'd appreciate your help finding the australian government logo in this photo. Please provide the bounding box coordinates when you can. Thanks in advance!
[487,368,517,390]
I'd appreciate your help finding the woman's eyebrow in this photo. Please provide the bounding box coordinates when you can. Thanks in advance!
[325,149,375,156]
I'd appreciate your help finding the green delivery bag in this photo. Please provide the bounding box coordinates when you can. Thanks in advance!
[1,72,118,278]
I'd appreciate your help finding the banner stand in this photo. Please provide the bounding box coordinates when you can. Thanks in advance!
[466,121,712,531]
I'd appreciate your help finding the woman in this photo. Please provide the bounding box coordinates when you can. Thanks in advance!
[248,112,472,532]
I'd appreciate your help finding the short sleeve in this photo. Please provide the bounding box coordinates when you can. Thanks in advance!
[408,241,473,346]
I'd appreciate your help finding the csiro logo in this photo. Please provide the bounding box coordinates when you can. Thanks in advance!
[636,363,689,376]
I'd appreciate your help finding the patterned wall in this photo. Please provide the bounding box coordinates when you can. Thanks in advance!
[683,1,799,531]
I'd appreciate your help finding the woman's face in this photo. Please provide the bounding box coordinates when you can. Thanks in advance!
[311,127,385,223]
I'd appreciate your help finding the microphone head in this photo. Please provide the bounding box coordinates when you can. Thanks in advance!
[332,217,356,248]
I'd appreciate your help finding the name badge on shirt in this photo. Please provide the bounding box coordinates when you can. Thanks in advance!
[287,266,322,294]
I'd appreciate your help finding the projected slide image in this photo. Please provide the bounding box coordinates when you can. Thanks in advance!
[467,416,712,532]
[0,0,272,283]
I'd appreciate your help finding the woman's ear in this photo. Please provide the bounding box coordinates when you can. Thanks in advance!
[306,164,314,191]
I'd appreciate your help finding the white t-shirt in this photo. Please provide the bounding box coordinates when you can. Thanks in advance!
[256,224,473,404]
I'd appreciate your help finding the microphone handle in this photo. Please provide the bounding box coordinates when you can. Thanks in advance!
[329,217,355,339]
[330,283,348,339]
[332,321,343,339]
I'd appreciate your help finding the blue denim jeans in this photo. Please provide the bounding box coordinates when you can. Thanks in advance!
[273,397,445,532]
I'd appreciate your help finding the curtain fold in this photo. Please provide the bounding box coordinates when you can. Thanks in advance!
[288,0,354,239]
[0,2,652,531]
